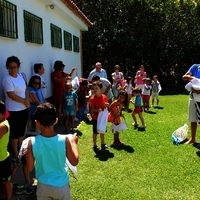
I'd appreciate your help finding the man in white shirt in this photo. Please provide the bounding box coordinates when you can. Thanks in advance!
[88,62,107,82]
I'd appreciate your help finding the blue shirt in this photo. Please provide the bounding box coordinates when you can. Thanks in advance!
[135,94,142,107]
[189,64,200,78]
[32,134,69,187]
[88,69,108,81]
[63,91,78,112]
[29,87,45,117]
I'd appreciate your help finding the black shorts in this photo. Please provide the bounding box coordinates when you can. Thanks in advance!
[8,109,29,139]
[0,157,11,182]
[92,120,98,134]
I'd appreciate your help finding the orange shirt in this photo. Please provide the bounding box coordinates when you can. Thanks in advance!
[89,94,108,120]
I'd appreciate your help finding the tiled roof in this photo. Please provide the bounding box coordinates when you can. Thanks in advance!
[61,0,93,27]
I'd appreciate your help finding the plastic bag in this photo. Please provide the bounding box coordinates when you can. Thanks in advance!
[72,76,80,90]
[110,119,128,133]
[97,109,109,133]
[171,124,188,145]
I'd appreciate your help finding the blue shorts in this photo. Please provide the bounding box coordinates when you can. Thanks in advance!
[64,110,75,116]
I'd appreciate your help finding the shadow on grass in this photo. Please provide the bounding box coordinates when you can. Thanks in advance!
[94,149,114,161]
[193,143,200,150]
[72,129,83,137]
[137,127,146,132]
[146,111,157,114]
[153,106,164,109]
[83,119,93,125]
[111,143,134,153]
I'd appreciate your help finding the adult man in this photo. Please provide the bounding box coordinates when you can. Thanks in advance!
[88,62,107,82]
[91,75,113,104]
[183,64,200,144]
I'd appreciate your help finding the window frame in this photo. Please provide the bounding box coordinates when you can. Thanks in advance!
[0,0,18,39]
[64,30,72,51]
[73,35,79,53]
[23,10,43,44]
[50,23,62,48]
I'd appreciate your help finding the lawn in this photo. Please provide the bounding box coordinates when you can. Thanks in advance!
[70,94,200,200]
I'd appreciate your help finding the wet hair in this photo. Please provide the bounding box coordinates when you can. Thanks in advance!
[34,63,43,73]
[34,103,57,127]
[6,56,20,69]
[28,76,41,88]
[117,90,128,109]
[133,87,142,94]
[0,101,6,115]
[114,65,120,71]
[92,81,102,89]
[91,75,100,82]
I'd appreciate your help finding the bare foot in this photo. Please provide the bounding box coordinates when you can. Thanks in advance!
[185,139,196,144]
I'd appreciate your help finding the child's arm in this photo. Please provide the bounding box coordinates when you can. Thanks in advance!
[66,133,79,166]
[0,123,8,139]
[75,99,78,113]
[109,101,120,117]
[26,139,35,172]
[30,92,41,105]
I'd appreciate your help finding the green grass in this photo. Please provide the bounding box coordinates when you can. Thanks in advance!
[70,95,200,200]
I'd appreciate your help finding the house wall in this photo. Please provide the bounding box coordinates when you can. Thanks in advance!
[0,0,88,99]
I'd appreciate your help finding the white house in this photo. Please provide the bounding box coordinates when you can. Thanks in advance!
[0,0,92,99]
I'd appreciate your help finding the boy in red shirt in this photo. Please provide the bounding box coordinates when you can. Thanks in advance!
[89,81,109,151]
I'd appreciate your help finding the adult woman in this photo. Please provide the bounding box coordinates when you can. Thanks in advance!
[111,65,124,99]
[51,60,76,122]
[2,56,30,163]
[134,64,147,90]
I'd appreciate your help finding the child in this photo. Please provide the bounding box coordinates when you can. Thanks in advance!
[0,101,12,200]
[26,103,79,200]
[63,82,78,133]
[89,81,109,151]
[151,75,161,107]
[28,75,46,131]
[108,90,128,145]
[142,78,152,112]
[130,87,146,128]
[123,76,133,111]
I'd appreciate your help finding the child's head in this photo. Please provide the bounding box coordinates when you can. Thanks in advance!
[91,75,100,82]
[92,81,102,96]
[0,101,6,121]
[28,76,41,89]
[145,78,151,85]
[65,82,72,92]
[80,79,88,90]
[34,103,57,127]
[127,76,132,83]
[153,75,158,81]
[132,87,142,96]
[117,90,128,108]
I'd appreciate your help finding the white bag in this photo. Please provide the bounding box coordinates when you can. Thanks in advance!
[97,109,109,133]
[110,118,128,133]
[72,76,80,90]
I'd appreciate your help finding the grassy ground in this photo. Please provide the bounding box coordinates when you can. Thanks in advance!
[70,94,200,200]
[27,94,200,200]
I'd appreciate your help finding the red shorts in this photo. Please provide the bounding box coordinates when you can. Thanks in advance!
[142,94,150,101]
[133,107,142,114]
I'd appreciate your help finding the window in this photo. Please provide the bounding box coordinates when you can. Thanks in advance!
[73,35,79,52]
[24,10,43,44]
[0,0,18,39]
[64,31,72,51]
[50,23,62,48]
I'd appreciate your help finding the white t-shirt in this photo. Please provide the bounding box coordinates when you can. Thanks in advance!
[142,84,152,95]
[35,73,47,98]
[100,78,113,100]
[2,73,27,111]
[112,72,123,86]
[125,83,133,95]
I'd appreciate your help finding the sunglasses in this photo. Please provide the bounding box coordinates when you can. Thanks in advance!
[33,82,40,85]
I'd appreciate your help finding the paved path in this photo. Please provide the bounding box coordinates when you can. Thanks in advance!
[11,120,81,200]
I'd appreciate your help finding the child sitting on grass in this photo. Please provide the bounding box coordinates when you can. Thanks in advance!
[130,87,146,129]
[0,101,12,200]
[26,103,79,200]
[108,90,128,145]
[89,81,109,151]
